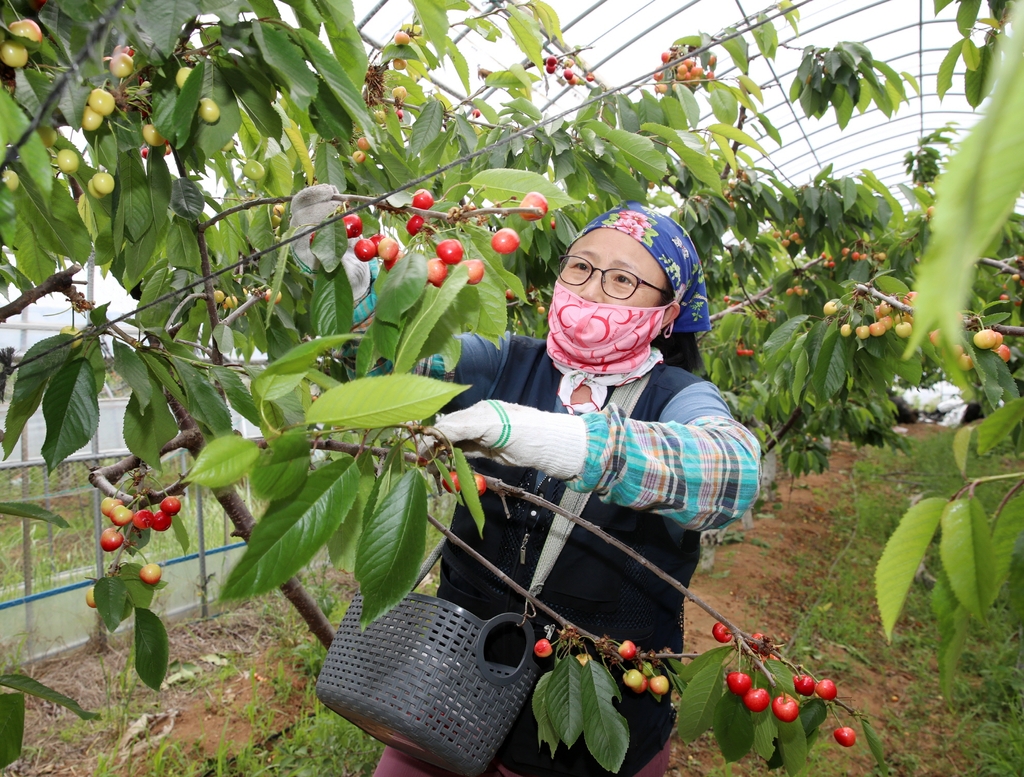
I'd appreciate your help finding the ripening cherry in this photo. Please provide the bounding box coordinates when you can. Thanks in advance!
[649,675,670,696]
[426,258,447,288]
[534,639,553,658]
[354,238,378,261]
[81,106,104,132]
[793,675,815,696]
[743,687,770,712]
[88,88,116,116]
[391,85,407,101]
[973,329,1000,350]
[91,172,115,196]
[110,505,134,527]
[997,344,1012,362]
[1,171,18,192]
[491,228,520,254]
[101,497,123,517]
[139,563,162,585]
[198,98,221,123]
[59,148,83,172]
[109,51,134,78]
[617,640,637,660]
[840,324,853,337]
[176,66,193,89]
[86,586,96,608]
[895,322,913,338]
[150,510,172,532]
[465,259,485,286]
[726,672,752,696]
[623,669,645,692]
[37,126,57,147]
[132,509,154,530]
[394,30,411,45]
[243,160,265,181]
[343,213,363,239]
[9,19,43,44]
[436,239,464,265]
[412,189,435,209]
[406,214,425,236]
[711,622,732,643]
[520,191,548,221]
[0,41,29,69]
[377,237,400,263]
[868,321,886,337]
[833,726,856,747]
[856,325,870,340]
[815,678,837,701]
[100,527,124,552]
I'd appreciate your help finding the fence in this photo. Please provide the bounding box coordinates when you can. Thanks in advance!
[0,302,261,664]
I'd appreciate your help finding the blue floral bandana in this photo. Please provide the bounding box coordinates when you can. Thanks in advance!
[574,201,711,333]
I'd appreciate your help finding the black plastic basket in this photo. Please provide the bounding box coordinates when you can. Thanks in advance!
[316,593,540,776]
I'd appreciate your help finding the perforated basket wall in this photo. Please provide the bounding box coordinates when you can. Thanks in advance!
[316,593,539,776]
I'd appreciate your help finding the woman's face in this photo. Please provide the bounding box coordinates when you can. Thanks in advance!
[560,228,680,327]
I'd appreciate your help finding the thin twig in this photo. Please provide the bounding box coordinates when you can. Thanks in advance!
[0,265,82,323]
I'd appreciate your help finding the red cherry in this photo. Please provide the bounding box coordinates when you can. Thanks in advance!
[435,239,464,265]
[648,675,670,695]
[520,191,548,221]
[563,68,574,81]
[661,51,672,64]
[343,213,363,239]
[354,238,378,261]
[442,472,459,493]
[370,233,385,247]
[471,108,482,118]
[585,72,595,82]
[546,55,558,67]
[793,675,815,696]
[426,258,447,288]
[711,622,732,643]
[406,214,424,236]
[815,678,837,701]
[534,638,553,658]
[396,109,404,120]
[545,64,557,75]
[491,228,520,254]
[833,726,856,747]
[617,640,637,660]
[726,671,752,696]
[997,344,1012,362]
[771,694,800,723]
[743,687,770,713]
[100,527,124,552]
[465,259,485,286]
[412,189,434,210]
[160,496,181,515]
[132,509,154,530]
[377,237,400,263]
[150,510,172,532]
[141,146,149,159]
[473,473,487,495]
[139,563,162,585]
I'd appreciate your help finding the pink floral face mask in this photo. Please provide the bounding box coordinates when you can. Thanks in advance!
[546,284,671,373]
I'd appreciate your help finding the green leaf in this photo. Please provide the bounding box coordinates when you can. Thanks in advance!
[640,124,721,193]
[937,40,964,100]
[777,718,807,776]
[409,0,450,51]
[170,177,205,221]
[114,342,152,411]
[798,697,827,736]
[707,123,768,156]
[134,608,170,691]
[251,23,318,111]
[908,8,1024,354]
[0,692,25,770]
[311,267,354,336]
[506,4,544,69]
[547,656,584,747]
[310,220,349,274]
[409,99,444,158]
[953,425,972,477]
[932,572,969,700]
[957,0,982,35]
[752,703,778,760]
[4,335,72,459]
[307,374,466,428]
[874,276,909,296]
[764,316,808,362]
[124,384,178,471]
[584,122,667,181]
[875,497,945,640]
[710,89,739,125]
[862,719,887,772]
[580,660,628,773]
[328,451,376,572]
[713,692,754,762]
[532,672,560,758]
[250,431,310,501]
[355,469,427,626]
[673,645,730,683]
[211,366,261,428]
[296,29,372,135]
[720,28,750,73]
[940,498,996,618]
[976,397,1024,453]
[188,436,261,488]
[116,150,153,241]
[0,502,68,528]
[224,456,360,598]
[452,447,486,536]
[173,359,233,437]
[0,675,97,720]
[136,0,200,56]
[41,359,99,473]
[811,324,847,400]
[677,657,724,743]
[375,252,428,325]
[1008,531,1024,621]
[119,562,158,610]
[468,169,578,210]
[221,65,283,141]
[993,497,1024,583]
[94,575,128,633]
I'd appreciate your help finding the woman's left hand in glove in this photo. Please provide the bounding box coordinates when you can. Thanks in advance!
[423,400,587,480]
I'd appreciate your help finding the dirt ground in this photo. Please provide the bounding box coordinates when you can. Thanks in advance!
[8,427,955,776]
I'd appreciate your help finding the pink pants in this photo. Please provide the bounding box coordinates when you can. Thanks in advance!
[372,737,672,777]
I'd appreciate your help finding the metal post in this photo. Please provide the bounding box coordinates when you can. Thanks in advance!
[87,254,106,649]
[196,487,208,618]
[44,467,54,577]
[21,404,33,656]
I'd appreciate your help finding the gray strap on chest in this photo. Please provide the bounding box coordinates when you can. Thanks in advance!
[527,374,650,596]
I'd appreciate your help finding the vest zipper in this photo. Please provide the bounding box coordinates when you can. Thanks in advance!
[519,532,530,564]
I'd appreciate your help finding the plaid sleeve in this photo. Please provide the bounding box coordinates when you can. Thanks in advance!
[567,403,761,531]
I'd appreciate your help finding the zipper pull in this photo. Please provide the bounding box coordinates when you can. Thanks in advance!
[520,532,530,564]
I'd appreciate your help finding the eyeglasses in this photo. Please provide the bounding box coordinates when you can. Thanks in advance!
[557,255,672,301]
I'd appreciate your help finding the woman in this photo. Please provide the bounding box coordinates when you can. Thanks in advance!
[373,202,762,777]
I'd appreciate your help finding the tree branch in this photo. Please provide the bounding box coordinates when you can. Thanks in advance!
[764,407,804,453]
[710,256,824,322]
[0,265,82,323]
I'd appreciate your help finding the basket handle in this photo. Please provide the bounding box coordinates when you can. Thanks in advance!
[474,613,536,687]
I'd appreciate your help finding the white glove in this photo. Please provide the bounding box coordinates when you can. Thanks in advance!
[426,400,588,481]
[290,184,370,299]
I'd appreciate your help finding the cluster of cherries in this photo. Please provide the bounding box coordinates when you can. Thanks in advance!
[712,622,857,748]
[533,637,673,698]
[928,327,1011,369]
[441,471,487,496]
[735,343,755,357]
[544,55,594,86]
[653,48,717,94]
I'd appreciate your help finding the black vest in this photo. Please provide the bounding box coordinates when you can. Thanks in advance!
[438,337,703,777]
